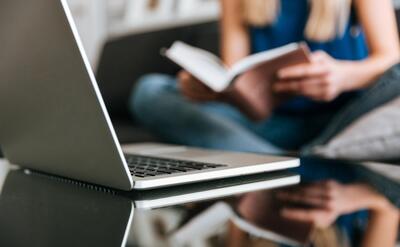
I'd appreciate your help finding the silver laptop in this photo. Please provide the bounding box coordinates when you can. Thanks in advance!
[0,0,299,191]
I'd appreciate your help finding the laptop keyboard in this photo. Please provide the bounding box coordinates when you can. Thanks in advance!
[125,154,227,178]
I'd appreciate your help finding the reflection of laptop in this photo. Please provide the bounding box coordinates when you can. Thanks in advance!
[128,171,300,209]
[0,170,134,247]
[0,0,299,191]
[0,169,298,246]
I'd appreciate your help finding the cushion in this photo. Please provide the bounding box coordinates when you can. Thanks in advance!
[311,96,400,161]
[362,162,400,182]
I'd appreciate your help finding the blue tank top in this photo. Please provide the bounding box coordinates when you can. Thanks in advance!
[250,0,369,113]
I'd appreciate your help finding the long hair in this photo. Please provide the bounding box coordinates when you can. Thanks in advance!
[241,0,352,42]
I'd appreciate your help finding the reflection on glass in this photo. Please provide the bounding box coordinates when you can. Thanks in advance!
[0,168,299,247]
[0,170,134,247]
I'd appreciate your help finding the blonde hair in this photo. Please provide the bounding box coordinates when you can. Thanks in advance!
[242,0,352,42]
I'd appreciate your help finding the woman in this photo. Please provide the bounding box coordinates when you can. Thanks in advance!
[131,0,400,154]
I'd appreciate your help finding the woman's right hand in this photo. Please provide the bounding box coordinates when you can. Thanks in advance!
[178,70,220,102]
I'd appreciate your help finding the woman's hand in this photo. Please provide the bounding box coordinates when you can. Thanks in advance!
[178,70,220,102]
[277,180,395,229]
[274,51,350,102]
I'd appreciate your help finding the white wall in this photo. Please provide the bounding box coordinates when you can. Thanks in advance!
[67,0,108,69]
[394,0,400,9]
[67,0,220,69]
[68,0,399,69]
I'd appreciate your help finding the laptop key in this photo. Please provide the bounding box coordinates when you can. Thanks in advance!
[125,154,227,178]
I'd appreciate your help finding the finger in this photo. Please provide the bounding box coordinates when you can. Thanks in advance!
[180,75,200,90]
[291,180,341,203]
[281,208,327,222]
[277,186,330,208]
[179,72,218,101]
[273,80,301,93]
[310,180,339,192]
[277,181,334,200]
[179,70,204,87]
[297,78,324,98]
[181,86,218,102]
[277,63,329,79]
[277,192,329,208]
[298,184,329,196]
[279,185,327,199]
[182,90,218,102]
[189,80,212,92]
[274,78,323,94]
[279,180,341,204]
[311,51,330,63]
[274,78,334,102]
[187,82,218,98]
[181,72,215,93]
[178,70,191,83]
[296,181,339,197]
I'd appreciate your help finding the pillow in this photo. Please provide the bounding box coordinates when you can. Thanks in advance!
[362,162,400,182]
[311,97,400,161]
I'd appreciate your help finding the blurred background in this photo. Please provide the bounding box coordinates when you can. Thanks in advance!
[67,0,220,68]
[3,2,397,246]
[65,0,400,145]
[67,0,222,144]
[68,0,400,69]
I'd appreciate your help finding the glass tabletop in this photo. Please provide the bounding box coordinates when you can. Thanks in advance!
[0,158,398,247]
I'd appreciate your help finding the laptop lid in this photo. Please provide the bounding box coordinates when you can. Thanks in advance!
[0,0,133,190]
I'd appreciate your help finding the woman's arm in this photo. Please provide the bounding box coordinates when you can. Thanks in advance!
[344,0,400,90]
[221,0,278,120]
[220,0,250,66]
[360,197,399,247]
[177,0,252,105]
[275,0,400,101]
[179,0,277,120]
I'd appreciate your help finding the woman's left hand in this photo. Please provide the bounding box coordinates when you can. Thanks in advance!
[274,51,350,102]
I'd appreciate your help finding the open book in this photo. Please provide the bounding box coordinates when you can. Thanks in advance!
[164,41,310,92]
[172,201,313,247]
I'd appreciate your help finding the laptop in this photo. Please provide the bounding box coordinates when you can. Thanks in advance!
[0,0,299,190]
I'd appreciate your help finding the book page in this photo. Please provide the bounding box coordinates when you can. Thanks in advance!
[228,43,301,80]
[165,41,230,92]
[232,215,302,247]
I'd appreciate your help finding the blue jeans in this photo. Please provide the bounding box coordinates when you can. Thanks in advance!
[130,74,337,155]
